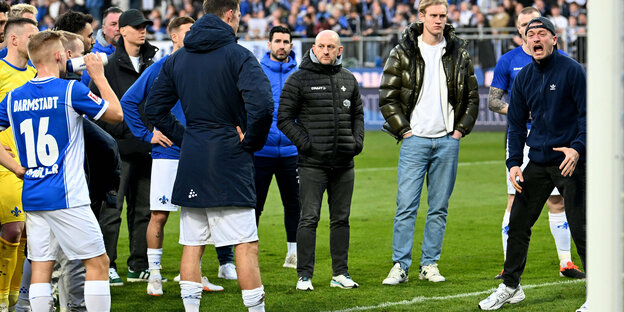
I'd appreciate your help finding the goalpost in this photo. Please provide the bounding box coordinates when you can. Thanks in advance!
[587,0,623,311]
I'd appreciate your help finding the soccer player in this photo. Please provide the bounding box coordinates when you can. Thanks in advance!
[120,16,226,296]
[0,30,122,312]
[145,0,273,310]
[487,6,584,279]
[54,10,95,53]
[0,3,37,58]
[0,17,37,310]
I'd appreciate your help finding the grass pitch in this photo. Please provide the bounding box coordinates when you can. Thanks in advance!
[111,131,585,311]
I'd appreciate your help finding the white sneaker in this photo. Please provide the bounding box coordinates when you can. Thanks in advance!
[382,263,409,285]
[330,274,359,289]
[296,277,313,291]
[109,268,123,286]
[283,253,297,269]
[576,301,588,312]
[173,274,181,282]
[478,283,525,310]
[419,264,446,282]
[218,263,237,280]
[147,277,163,296]
[202,276,224,292]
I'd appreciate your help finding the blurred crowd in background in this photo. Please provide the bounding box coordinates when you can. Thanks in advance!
[4,0,588,68]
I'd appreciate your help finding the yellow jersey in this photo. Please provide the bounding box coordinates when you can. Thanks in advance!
[0,59,36,172]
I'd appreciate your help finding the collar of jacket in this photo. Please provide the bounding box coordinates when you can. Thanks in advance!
[299,48,342,74]
[113,37,158,72]
[533,48,558,72]
[260,50,297,73]
[399,22,462,57]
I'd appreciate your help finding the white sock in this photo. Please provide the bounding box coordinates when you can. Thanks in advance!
[147,248,163,271]
[29,283,53,312]
[549,212,572,267]
[84,280,110,312]
[287,242,297,255]
[180,281,202,312]
[501,210,510,261]
[18,259,31,302]
[242,285,265,312]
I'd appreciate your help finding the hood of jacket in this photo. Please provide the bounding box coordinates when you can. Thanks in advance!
[398,22,464,57]
[299,48,342,74]
[184,14,237,53]
[260,50,297,74]
[95,29,109,48]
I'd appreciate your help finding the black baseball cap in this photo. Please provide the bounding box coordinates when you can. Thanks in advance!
[525,17,556,36]
[118,9,153,28]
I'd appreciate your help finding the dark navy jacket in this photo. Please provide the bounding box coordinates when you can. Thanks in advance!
[256,51,298,158]
[145,14,273,208]
[507,50,586,169]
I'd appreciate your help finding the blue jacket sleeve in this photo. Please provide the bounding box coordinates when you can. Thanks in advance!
[569,65,586,158]
[120,64,160,143]
[145,58,185,146]
[506,70,530,170]
[236,53,274,153]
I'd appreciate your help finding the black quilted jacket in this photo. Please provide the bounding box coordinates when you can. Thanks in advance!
[379,22,479,140]
[277,49,364,169]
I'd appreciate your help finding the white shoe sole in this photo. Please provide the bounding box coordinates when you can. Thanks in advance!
[382,277,408,285]
[330,281,359,289]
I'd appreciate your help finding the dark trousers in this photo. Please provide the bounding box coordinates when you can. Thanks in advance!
[297,166,354,278]
[100,153,152,271]
[215,246,234,265]
[503,161,586,288]
[254,156,301,242]
[83,118,120,220]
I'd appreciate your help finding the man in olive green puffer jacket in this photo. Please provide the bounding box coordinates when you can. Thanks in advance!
[378,0,478,286]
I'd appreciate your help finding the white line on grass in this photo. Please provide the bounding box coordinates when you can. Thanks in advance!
[355,160,503,173]
[326,279,585,312]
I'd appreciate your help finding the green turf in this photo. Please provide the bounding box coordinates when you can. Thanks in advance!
[110,131,585,311]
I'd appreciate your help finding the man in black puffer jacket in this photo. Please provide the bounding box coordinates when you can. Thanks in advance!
[278,30,364,291]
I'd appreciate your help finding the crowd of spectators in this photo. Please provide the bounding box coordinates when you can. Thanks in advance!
[5,0,587,40]
[3,0,587,66]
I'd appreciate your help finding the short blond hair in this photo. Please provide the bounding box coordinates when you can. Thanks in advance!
[27,30,63,66]
[58,30,82,52]
[9,3,37,18]
[418,0,448,14]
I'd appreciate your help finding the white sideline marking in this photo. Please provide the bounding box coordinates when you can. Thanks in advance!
[355,160,503,173]
[326,279,585,312]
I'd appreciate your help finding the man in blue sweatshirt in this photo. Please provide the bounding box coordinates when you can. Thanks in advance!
[479,17,587,311]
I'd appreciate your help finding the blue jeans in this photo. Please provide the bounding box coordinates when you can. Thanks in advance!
[392,134,459,272]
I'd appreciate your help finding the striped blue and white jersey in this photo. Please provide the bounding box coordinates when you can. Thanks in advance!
[0,77,109,211]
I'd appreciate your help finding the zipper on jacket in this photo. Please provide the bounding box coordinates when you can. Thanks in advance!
[278,63,283,157]
[330,74,338,164]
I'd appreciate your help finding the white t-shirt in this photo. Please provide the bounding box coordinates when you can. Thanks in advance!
[410,37,448,138]
[129,56,140,73]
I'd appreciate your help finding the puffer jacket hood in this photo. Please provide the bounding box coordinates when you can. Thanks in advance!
[398,22,464,58]
[184,14,236,53]
[299,48,343,74]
